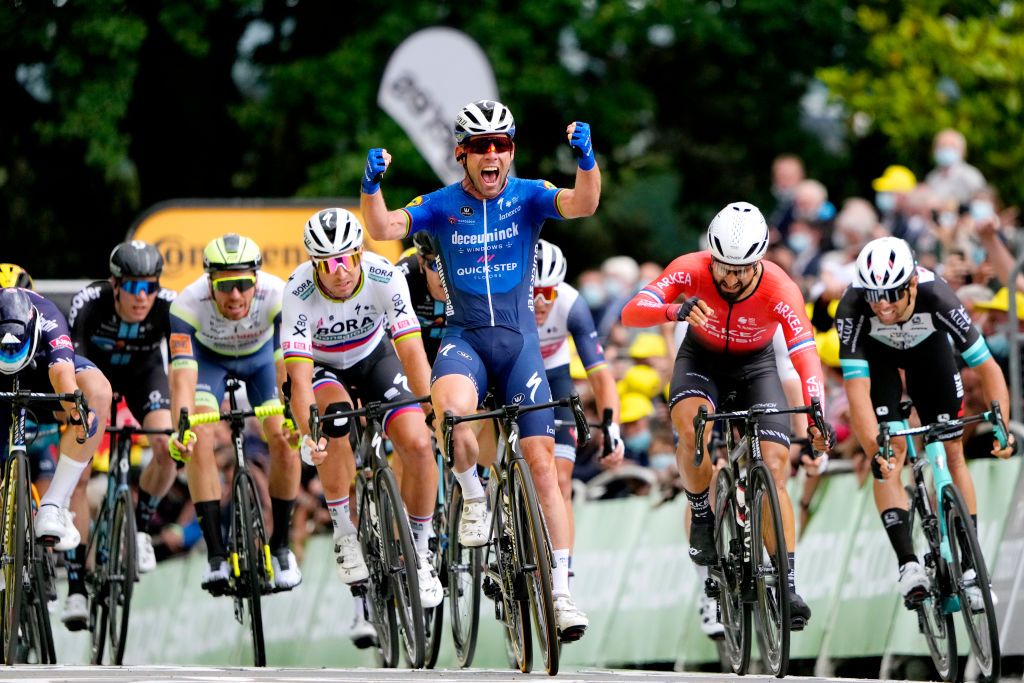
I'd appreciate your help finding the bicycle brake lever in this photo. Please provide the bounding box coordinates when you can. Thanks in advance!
[570,393,591,448]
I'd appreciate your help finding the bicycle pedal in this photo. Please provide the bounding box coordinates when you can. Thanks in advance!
[558,625,586,643]
[903,589,928,610]
[348,581,368,597]
[703,578,720,599]
[789,617,807,632]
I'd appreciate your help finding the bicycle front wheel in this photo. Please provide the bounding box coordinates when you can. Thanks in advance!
[1,453,28,664]
[510,457,560,676]
[376,468,425,669]
[25,543,55,664]
[232,470,267,667]
[446,483,481,668]
[357,476,398,668]
[943,484,999,681]
[423,494,446,670]
[713,465,751,675]
[748,463,790,678]
[493,476,531,673]
[105,488,137,664]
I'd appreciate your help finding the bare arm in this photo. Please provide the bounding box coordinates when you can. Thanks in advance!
[284,361,316,440]
[394,335,432,401]
[976,217,1024,290]
[359,148,412,241]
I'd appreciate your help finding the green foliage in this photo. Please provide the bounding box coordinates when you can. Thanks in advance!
[818,0,1024,207]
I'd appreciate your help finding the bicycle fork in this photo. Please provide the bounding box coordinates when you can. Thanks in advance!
[908,437,962,614]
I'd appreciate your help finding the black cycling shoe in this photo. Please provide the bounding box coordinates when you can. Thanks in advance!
[788,590,811,631]
[688,520,718,567]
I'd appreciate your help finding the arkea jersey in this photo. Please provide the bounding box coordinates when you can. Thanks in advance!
[68,280,175,367]
[621,251,826,414]
[280,253,421,370]
[835,266,990,380]
[395,254,446,363]
[168,272,283,365]
[401,177,565,330]
[537,282,607,373]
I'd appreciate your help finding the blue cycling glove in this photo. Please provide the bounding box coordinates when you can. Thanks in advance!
[362,148,387,194]
[570,122,596,171]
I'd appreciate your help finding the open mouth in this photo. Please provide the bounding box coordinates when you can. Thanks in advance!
[481,166,499,184]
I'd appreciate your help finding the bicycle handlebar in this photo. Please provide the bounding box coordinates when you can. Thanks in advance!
[876,400,1010,458]
[693,398,826,468]
[0,388,90,444]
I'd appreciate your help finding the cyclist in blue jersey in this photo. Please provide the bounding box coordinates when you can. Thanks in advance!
[361,99,601,641]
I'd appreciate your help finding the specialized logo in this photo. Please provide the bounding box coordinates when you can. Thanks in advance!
[440,343,456,357]
[393,372,410,393]
[526,371,543,403]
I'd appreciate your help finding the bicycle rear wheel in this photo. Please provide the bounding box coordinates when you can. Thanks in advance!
[446,484,481,668]
[1,453,28,664]
[510,457,559,676]
[26,544,55,664]
[943,484,999,682]
[232,470,267,667]
[713,466,751,675]
[747,463,790,678]
[376,468,425,668]
[105,488,137,664]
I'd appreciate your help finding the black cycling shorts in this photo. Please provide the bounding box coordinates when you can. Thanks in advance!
[668,337,791,447]
[103,354,171,423]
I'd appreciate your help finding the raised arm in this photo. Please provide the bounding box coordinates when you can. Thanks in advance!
[554,122,601,219]
[359,148,412,241]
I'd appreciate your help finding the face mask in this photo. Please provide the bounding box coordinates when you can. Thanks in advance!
[970,200,994,221]
[771,186,794,202]
[875,192,896,214]
[787,232,813,254]
[579,283,607,309]
[623,430,652,453]
[986,333,1009,359]
[603,276,625,299]
[934,147,961,168]
[649,452,676,472]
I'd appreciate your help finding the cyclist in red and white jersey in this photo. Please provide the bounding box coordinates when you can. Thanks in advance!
[621,201,834,629]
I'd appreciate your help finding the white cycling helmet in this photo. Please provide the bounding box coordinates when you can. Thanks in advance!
[535,239,567,288]
[454,100,516,144]
[303,208,363,258]
[707,202,769,266]
[856,236,916,299]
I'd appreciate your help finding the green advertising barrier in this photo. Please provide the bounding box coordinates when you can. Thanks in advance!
[47,459,1021,669]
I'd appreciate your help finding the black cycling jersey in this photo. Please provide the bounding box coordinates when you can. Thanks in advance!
[68,280,175,368]
[395,254,446,364]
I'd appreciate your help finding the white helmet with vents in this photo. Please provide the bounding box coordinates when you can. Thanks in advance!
[535,239,567,287]
[303,208,364,258]
[707,202,769,266]
[454,100,516,144]
[856,236,916,292]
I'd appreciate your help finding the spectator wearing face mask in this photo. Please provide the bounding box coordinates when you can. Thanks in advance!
[769,154,806,235]
[817,198,881,301]
[925,128,987,207]
[872,164,917,240]
[597,255,641,342]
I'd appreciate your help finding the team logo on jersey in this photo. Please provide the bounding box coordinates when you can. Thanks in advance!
[448,215,457,225]
[460,206,474,216]
[169,333,193,357]
[48,335,73,351]
[368,265,392,284]
[291,279,315,301]
[773,302,805,336]
[406,196,424,207]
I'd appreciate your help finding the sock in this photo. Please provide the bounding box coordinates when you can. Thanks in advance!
[40,454,90,509]
[135,489,161,533]
[327,497,357,537]
[454,465,485,501]
[551,548,571,595]
[352,591,367,622]
[787,552,796,593]
[684,488,713,524]
[881,508,917,567]
[195,500,227,560]
[269,497,296,551]
[408,513,433,554]
[695,564,709,583]
[65,543,87,596]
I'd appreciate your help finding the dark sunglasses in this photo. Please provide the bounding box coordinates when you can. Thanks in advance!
[462,136,513,155]
[863,283,910,304]
[212,275,257,294]
[119,279,159,296]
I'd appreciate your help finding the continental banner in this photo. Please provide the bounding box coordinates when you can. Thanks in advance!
[129,200,403,293]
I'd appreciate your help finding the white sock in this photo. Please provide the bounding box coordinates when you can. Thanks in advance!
[695,564,709,582]
[327,497,357,537]
[454,466,485,501]
[352,593,366,622]
[41,454,90,509]
[408,513,432,553]
[552,548,571,595]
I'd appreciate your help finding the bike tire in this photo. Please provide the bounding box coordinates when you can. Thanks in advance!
[423,492,446,670]
[446,483,481,668]
[105,488,137,664]
[28,544,55,664]
[510,457,559,676]
[713,465,751,675]
[493,474,532,673]
[747,463,790,678]
[357,476,399,668]
[942,484,999,682]
[376,467,425,669]
[233,470,267,667]
[1,453,28,664]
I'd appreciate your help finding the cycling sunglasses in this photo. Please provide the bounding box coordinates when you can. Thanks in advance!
[462,136,514,155]
[314,252,362,275]
[534,285,558,304]
[212,275,257,294]
[863,283,910,304]
[710,259,755,278]
[119,279,159,296]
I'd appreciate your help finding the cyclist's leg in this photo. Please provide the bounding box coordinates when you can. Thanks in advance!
[122,361,177,536]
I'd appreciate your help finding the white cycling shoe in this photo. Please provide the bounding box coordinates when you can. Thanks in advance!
[898,560,931,606]
[202,558,231,596]
[459,499,491,548]
[417,548,443,609]
[961,568,996,612]
[553,593,588,642]
[335,532,369,584]
[349,599,377,650]
[699,593,725,640]
[36,504,80,552]
[272,548,303,591]
[62,593,88,632]
[136,532,157,573]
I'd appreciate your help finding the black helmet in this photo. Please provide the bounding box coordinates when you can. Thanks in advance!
[0,288,40,375]
[110,240,164,279]
[412,231,437,260]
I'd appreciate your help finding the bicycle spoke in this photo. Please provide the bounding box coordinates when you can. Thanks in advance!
[446,485,481,668]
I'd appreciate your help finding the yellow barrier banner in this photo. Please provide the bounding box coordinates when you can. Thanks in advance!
[129,200,403,292]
